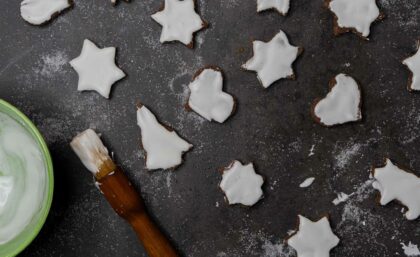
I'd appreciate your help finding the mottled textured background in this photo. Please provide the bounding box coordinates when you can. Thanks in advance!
[0,0,419,256]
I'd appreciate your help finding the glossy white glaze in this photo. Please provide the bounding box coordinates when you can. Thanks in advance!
[137,106,192,170]
[188,68,234,123]
[242,30,299,88]
[69,39,126,99]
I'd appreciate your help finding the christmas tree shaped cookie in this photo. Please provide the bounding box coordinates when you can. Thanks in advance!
[137,105,192,170]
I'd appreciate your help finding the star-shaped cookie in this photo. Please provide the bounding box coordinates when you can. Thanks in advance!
[69,39,126,99]
[287,215,340,257]
[242,30,301,88]
[403,41,420,91]
[151,0,207,48]
[219,160,264,206]
[372,159,420,220]
[327,0,381,38]
[257,0,290,15]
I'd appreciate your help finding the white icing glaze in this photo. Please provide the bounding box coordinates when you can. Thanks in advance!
[219,160,264,206]
[0,112,46,245]
[242,30,299,88]
[20,0,71,25]
[299,177,315,188]
[151,0,205,46]
[137,106,192,170]
[287,215,340,257]
[314,73,361,126]
[372,159,420,220]
[70,129,110,174]
[403,47,420,91]
[188,68,234,123]
[329,0,380,37]
[257,0,289,15]
[69,39,126,99]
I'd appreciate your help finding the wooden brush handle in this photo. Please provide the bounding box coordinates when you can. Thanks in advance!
[98,168,179,257]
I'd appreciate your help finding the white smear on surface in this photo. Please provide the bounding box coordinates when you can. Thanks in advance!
[401,242,420,256]
[299,177,315,188]
[332,192,349,205]
[333,180,374,206]
[308,144,315,157]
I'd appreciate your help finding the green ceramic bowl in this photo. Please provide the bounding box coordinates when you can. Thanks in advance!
[0,99,54,257]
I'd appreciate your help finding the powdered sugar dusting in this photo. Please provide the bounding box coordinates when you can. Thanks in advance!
[216,229,293,257]
[335,179,402,255]
[332,192,349,205]
[335,142,363,169]
[261,240,293,257]
[35,51,69,77]
[379,0,419,28]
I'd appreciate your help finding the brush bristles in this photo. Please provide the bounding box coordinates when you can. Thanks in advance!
[70,129,116,178]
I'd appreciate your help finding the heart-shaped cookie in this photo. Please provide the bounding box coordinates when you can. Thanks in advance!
[312,73,362,127]
[187,67,235,123]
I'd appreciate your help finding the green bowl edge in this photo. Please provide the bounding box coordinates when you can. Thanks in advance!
[0,99,54,257]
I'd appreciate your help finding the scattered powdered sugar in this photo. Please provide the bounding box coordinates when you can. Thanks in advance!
[221,0,241,8]
[299,177,315,188]
[379,0,419,28]
[336,181,376,226]
[195,34,205,48]
[216,229,294,257]
[32,114,74,144]
[334,179,402,255]
[333,180,374,206]
[332,192,349,205]
[334,142,363,169]
[261,240,293,257]
[401,242,420,256]
[399,102,420,144]
[288,139,302,153]
[35,51,69,77]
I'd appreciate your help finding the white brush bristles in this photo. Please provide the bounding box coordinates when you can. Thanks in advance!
[70,129,111,174]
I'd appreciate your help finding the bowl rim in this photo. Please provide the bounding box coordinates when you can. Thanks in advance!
[0,99,54,257]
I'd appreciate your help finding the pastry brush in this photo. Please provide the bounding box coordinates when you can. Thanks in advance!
[70,129,179,257]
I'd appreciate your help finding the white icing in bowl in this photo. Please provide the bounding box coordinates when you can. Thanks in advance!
[0,101,52,257]
[0,112,47,245]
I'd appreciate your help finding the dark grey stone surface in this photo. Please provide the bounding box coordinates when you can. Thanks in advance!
[0,0,419,256]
